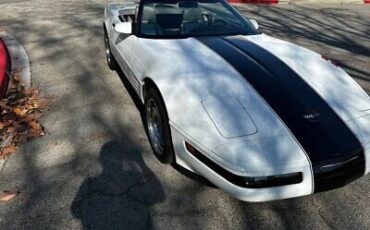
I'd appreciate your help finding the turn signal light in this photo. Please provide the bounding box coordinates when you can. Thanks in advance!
[185,141,196,154]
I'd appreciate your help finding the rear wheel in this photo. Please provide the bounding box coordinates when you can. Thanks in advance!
[145,87,175,164]
[104,30,117,70]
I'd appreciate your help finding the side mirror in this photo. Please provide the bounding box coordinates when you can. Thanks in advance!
[250,19,259,30]
[114,22,132,34]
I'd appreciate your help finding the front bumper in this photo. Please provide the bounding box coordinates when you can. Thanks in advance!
[171,126,369,202]
[171,127,313,202]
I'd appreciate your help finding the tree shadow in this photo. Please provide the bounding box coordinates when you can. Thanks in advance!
[71,141,165,229]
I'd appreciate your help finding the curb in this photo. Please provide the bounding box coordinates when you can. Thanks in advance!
[229,0,369,4]
[0,31,31,174]
[0,31,31,89]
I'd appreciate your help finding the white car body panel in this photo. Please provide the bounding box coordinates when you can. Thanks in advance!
[104,2,370,201]
[202,97,257,138]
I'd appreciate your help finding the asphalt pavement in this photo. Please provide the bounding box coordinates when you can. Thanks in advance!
[0,1,369,229]
[0,0,32,4]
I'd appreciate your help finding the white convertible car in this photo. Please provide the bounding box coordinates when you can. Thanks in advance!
[103,0,370,202]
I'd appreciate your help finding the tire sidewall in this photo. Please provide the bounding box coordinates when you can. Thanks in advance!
[145,87,175,164]
[104,30,117,70]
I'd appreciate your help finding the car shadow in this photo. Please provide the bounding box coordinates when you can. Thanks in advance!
[71,141,164,229]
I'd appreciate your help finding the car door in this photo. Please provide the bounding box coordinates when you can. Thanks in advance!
[110,11,144,95]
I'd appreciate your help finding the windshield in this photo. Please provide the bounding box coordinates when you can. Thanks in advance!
[138,0,258,38]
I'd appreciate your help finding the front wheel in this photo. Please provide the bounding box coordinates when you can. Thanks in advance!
[104,30,117,70]
[145,87,175,164]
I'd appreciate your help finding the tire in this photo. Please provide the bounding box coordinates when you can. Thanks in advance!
[104,29,117,70]
[145,87,175,164]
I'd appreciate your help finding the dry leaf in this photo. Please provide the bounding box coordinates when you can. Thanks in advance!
[30,88,39,95]
[0,102,12,110]
[29,120,41,131]
[0,189,20,203]
[0,146,18,155]
[0,193,18,203]
[31,129,45,137]
[13,74,21,82]
[13,107,28,117]
[0,75,50,158]
[2,120,13,128]
[6,126,15,133]
[25,104,35,110]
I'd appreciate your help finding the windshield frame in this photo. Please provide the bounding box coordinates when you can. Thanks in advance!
[136,0,259,39]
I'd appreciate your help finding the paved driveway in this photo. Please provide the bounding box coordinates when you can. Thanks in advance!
[0,0,32,4]
[0,1,369,229]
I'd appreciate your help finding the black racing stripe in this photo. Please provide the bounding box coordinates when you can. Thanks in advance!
[196,36,364,171]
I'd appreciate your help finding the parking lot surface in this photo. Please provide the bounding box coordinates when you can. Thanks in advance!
[0,1,369,229]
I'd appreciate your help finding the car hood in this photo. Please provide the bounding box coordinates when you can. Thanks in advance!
[245,34,370,121]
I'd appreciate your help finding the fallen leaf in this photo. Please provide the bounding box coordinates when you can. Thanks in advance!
[2,120,13,127]
[13,74,21,82]
[6,126,15,133]
[0,193,17,203]
[1,133,9,141]
[24,114,40,122]
[13,107,28,117]
[0,189,20,203]
[31,129,45,137]
[0,146,18,156]
[29,120,41,131]
[0,102,12,110]
[30,88,39,96]
[25,104,35,110]
[0,74,50,159]
[32,100,48,110]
